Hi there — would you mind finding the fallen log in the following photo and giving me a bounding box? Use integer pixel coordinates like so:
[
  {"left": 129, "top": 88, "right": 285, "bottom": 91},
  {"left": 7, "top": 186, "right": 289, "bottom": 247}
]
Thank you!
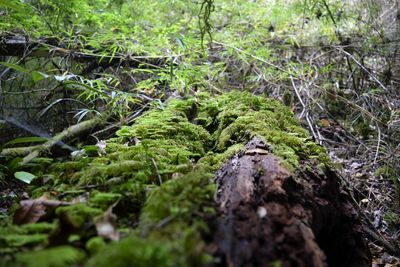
[
  {"left": 0, "top": 92, "right": 372, "bottom": 267},
  {"left": 213, "top": 137, "right": 371, "bottom": 267}
]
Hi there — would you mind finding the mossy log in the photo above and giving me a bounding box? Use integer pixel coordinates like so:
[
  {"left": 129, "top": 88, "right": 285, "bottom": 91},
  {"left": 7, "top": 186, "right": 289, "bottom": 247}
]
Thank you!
[
  {"left": 213, "top": 137, "right": 370, "bottom": 267},
  {"left": 0, "top": 92, "right": 370, "bottom": 267}
]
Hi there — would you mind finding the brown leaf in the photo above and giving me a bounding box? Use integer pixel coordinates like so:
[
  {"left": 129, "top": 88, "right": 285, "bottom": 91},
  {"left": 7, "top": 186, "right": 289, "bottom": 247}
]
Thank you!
[
  {"left": 13, "top": 196, "right": 71, "bottom": 225},
  {"left": 94, "top": 204, "right": 119, "bottom": 241}
]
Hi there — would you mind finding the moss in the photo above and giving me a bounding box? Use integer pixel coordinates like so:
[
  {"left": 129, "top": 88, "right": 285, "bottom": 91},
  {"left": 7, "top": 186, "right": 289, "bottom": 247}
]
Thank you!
[
  {"left": 197, "top": 91, "right": 328, "bottom": 169},
  {"left": 89, "top": 192, "right": 122, "bottom": 209},
  {"left": 0, "top": 223, "right": 55, "bottom": 249},
  {"left": 198, "top": 143, "right": 245, "bottom": 170},
  {"left": 139, "top": 166, "right": 215, "bottom": 224},
  {"left": 86, "top": 236, "right": 177, "bottom": 267},
  {"left": 87, "top": 228, "right": 212, "bottom": 267},
  {"left": 14, "top": 246, "right": 85, "bottom": 267},
  {"left": 1, "top": 234, "right": 48, "bottom": 247},
  {"left": 85, "top": 237, "right": 106, "bottom": 255},
  {"left": 21, "top": 222, "right": 56, "bottom": 234},
  {"left": 50, "top": 160, "right": 89, "bottom": 173},
  {"left": 56, "top": 204, "right": 102, "bottom": 228}
]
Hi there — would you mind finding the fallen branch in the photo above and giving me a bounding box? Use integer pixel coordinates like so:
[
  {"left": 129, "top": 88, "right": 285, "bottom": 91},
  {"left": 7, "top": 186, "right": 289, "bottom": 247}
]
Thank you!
[
  {"left": 1, "top": 116, "right": 107, "bottom": 163},
  {"left": 0, "top": 35, "right": 178, "bottom": 69}
]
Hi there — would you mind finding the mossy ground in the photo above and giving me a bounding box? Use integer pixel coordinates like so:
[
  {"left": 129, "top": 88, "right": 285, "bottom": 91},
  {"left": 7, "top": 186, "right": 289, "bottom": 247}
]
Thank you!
[{"left": 0, "top": 91, "right": 329, "bottom": 267}]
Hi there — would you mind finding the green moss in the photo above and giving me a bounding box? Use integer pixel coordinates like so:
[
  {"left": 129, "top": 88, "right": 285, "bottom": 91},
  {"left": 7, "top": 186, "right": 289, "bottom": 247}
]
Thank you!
[
  {"left": 1, "top": 234, "right": 48, "bottom": 247},
  {"left": 21, "top": 222, "right": 56, "bottom": 234},
  {"left": 0, "top": 223, "right": 55, "bottom": 249},
  {"left": 197, "top": 91, "right": 328, "bottom": 169},
  {"left": 14, "top": 246, "right": 85, "bottom": 267},
  {"left": 51, "top": 160, "right": 89, "bottom": 173},
  {"left": 139, "top": 166, "right": 215, "bottom": 225},
  {"left": 56, "top": 204, "right": 102, "bottom": 228},
  {"left": 89, "top": 192, "right": 122, "bottom": 209},
  {"left": 86, "top": 236, "right": 177, "bottom": 267},
  {"left": 199, "top": 143, "right": 245, "bottom": 170},
  {"left": 85, "top": 237, "right": 106, "bottom": 255}
]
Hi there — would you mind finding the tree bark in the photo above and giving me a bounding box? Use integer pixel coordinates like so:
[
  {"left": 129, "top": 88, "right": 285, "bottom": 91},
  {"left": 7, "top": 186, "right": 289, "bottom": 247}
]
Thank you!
[{"left": 212, "top": 137, "right": 371, "bottom": 267}]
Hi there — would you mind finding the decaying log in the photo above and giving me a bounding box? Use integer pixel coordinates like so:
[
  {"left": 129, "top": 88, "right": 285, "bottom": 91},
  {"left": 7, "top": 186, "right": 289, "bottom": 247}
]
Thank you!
[{"left": 213, "top": 137, "right": 370, "bottom": 267}]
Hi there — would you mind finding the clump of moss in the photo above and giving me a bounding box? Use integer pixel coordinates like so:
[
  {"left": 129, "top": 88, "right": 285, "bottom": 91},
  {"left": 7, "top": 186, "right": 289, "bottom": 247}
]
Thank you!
[
  {"left": 14, "top": 246, "right": 85, "bottom": 267},
  {"left": 197, "top": 91, "right": 328, "bottom": 169},
  {"left": 86, "top": 236, "right": 178, "bottom": 267},
  {"left": 88, "top": 167, "right": 216, "bottom": 266},
  {"left": 0, "top": 223, "right": 55, "bottom": 252},
  {"left": 56, "top": 204, "right": 102, "bottom": 228},
  {"left": 89, "top": 192, "right": 121, "bottom": 209},
  {"left": 139, "top": 166, "right": 216, "bottom": 225},
  {"left": 85, "top": 236, "right": 106, "bottom": 255}
]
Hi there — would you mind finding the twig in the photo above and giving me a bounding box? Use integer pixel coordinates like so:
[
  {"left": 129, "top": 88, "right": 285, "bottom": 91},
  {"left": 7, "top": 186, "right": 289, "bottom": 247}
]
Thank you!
[
  {"left": 374, "top": 123, "right": 381, "bottom": 165},
  {"left": 336, "top": 172, "right": 400, "bottom": 257},
  {"left": 151, "top": 158, "right": 163, "bottom": 185},
  {"left": 336, "top": 47, "right": 389, "bottom": 92},
  {"left": 290, "top": 76, "right": 321, "bottom": 144},
  {"left": 213, "top": 40, "right": 385, "bottom": 126}
]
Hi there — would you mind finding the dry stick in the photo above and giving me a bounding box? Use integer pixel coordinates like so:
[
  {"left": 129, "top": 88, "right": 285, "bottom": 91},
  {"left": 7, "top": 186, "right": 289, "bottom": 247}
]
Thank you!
[
  {"left": 151, "top": 158, "right": 163, "bottom": 185},
  {"left": 337, "top": 47, "right": 389, "bottom": 92},
  {"left": 21, "top": 116, "right": 106, "bottom": 164},
  {"left": 290, "top": 76, "right": 321, "bottom": 144},
  {"left": 91, "top": 104, "right": 148, "bottom": 138},
  {"left": 374, "top": 123, "right": 382, "bottom": 165}
]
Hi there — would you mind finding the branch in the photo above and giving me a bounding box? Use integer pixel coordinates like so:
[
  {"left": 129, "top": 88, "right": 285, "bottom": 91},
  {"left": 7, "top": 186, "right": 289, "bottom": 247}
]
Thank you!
[
  {"left": 0, "top": 116, "right": 107, "bottom": 162},
  {"left": 0, "top": 35, "right": 177, "bottom": 69}
]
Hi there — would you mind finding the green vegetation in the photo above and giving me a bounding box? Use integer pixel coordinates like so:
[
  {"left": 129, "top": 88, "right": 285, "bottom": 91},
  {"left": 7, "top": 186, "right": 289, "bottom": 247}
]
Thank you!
[{"left": 1, "top": 0, "right": 399, "bottom": 264}]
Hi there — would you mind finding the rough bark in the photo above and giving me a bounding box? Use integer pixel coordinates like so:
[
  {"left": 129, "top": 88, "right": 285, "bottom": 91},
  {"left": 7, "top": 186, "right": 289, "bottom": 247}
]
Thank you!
[{"left": 212, "top": 137, "right": 370, "bottom": 267}]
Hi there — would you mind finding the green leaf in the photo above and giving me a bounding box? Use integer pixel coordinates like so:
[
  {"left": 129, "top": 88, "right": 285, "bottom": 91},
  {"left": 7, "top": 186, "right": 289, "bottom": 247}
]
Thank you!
[
  {"left": 14, "top": 171, "right": 36, "bottom": 184},
  {"left": 0, "top": 0, "right": 26, "bottom": 12},
  {"left": 7, "top": 157, "right": 22, "bottom": 173},
  {"left": 0, "top": 62, "right": 29, "bottom": 74},
  {"left": 31, "top": 71, "right": 49, "bottom": 83},
  {"left": 5, "top": 137, "right": 48, "bottom": 147}
]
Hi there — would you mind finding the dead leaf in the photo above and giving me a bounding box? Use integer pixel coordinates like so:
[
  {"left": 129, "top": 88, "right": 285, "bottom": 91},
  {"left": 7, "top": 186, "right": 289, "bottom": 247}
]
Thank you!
[
  {"left": 320, "top": 118, "right": 331, "bottom": 127},
  {"left": 94, "top": 204, "right": 119, "bottom": 241},
  {"left": 96, "top": 140, "right": 107, "bottom": 156},
  {"left": 13, "top": 196, "right": 71, "bottom": 225}
]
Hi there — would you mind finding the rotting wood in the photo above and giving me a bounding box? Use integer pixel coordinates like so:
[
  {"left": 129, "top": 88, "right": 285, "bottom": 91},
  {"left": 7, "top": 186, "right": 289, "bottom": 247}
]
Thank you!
[{"left": 213, "top": 136, "right": 371, "bottom": 267}]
